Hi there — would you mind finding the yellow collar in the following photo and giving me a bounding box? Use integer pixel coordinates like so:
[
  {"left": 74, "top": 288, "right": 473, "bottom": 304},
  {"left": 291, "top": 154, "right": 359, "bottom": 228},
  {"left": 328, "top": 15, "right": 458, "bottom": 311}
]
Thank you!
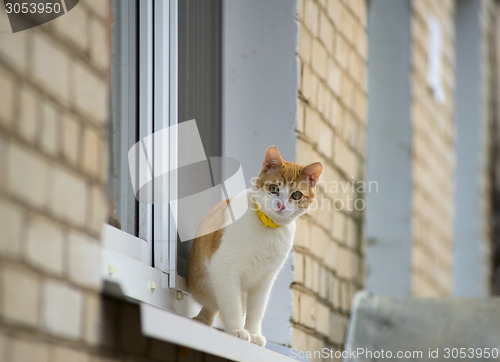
[{"left": 255, "top": 203, "right": 280, "bottom": 228}]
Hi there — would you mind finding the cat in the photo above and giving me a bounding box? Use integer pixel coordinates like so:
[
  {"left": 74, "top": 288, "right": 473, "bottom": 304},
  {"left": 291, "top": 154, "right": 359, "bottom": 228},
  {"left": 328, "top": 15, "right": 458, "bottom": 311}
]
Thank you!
[{"left": 187, "top": 146, "right": 322, "bottom": 347}]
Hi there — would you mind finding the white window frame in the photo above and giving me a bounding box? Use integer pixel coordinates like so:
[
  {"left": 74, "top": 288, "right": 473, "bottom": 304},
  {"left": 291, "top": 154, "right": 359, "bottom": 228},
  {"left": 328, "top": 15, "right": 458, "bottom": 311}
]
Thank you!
[{"left": 104, "top": 0, "right": 193, "bottom": 310}]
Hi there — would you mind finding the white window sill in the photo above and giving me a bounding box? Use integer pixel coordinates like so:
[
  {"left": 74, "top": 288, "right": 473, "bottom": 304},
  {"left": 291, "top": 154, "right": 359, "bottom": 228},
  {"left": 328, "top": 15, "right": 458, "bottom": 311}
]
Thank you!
[{"left": 141, "top": 302, "right": 298, "bottom": 362}]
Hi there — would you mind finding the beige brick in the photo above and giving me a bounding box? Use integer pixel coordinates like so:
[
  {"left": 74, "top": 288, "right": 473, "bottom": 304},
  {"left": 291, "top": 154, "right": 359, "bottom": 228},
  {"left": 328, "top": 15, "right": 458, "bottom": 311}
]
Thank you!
[
  {"left": 0, "top": 199, "right": 23, "bottom": 256},
  {"left": 334, "top": 138, "right": 359, "bottom": 178},
  {"left": 1, "top": 265, "right": 40, "bottom": 327},
  {"left": 6, "top": 144, "right": 49, "bottom": 208},
  {"left": 297, "top": 99, "right": 305, "bottom": 133},
  {"left": 85, "top": 0, "right": 110, "bottom": 19},
  {"left": 292, "top": 327, "right": 309, "bottom": 353},
  {"left": 61, "top": 113, "right": 81, "bottom": 164},
  {"left": 316, "top": 302, "right": 330, "bottom": 336},
  {"left": 40, "top": 101, "right": 60, "bottom": 156},
  {"left": 319, "top": 12, "right": 335, "bottom": 54},
  {"left": 0, "top": 31, "right": 27, "bottom": 73},
  {"left": 327, "top": 0, "right": 342, "bottom": 29},
  {"left": 299, "top": 293, "right": 316, "bottom": 329},
  {"left": 18, "top": 85, "right": 40, "bottom": 143},
  {"left": 301, "top": 65, "right": 318, "bottom": 105},
  {"left": 341, "top": 74, "right": 355, "bottom": 110},
  {"left": 294, "top": 214, "right": 311, "bottom": 249},
  {"left": 32, "top": 33, "right": 70, "bottom": 105},
  {"left": 346, "top": 217, "right": 359, "bottom": 249},
  {"left": 53, "top": 2, "right": 88, "bottom": 51},
  {"left": 68, "top": 232, "right": 101, "bottom": 289},
  {"left": 332, "top": 210, "right": 346, "bottom": 242},
  {"left": 52, "top": 346, "right": 89, "bottom": 362},
  {"left": 0, "top": 66, "right": 15, "bottom": 126},
  {"left": 330, "top": 312, "right": 348, "bottom": 345},
  {"left": 336, "top": 246, "right": 354, "bottom": 280},
  {"left": 319, "top": 267, "right": 329, "bottom": 299},
  {"left": 294, "top": 252, "right": 305, "bottom": 283},
  {"left": 298, "top": 26, "right": 312, "bottom": 64},
  {"left": 324, "top": 240, "right": 338, "bottom": 271},
  {"left": 89, "top": 184, "right": 105, "bottom": 234},
  {"left": 49, "top": 166, "right": 87, "bottom": 225},
  {"left": 90, "top": 16, "right": 110, "bottom": 70},
  {"left": 327, "top": 57, "right": 342, "bottom": 95},
  {"left": 304, "top": 0, "right": 319, "bottom": 36},
  {"left": 82, "top": 127, "right": 101, "bottom": 177},
  {"left": 305, "top": 108, "right": 333, "bottom": 157},
  {"left": 334, "top": 35, "right": 349, "bottom": 70},
  {"left": 311, "top": 39, "right": 328, "bottom": 78},
  {"left": 11, "top": 338, "right": 50, "bottom": 362},
  {"left": 84, "top": 292, "right": 102, "bottom": 346},
  {"left": 304, "top": 255, "right": 314, "bottom": 290},
  {"left": 292, "top": 291, "right": 301, "bottom": 322},
  {"left": 73, "top": 61, "right": 108, "bottom": 124},
  {"left": 42, "top": 280, "right": 83, "bottom": 339},
  {"left": 25, "top": 215, "right": 64, "bottom": 275}
]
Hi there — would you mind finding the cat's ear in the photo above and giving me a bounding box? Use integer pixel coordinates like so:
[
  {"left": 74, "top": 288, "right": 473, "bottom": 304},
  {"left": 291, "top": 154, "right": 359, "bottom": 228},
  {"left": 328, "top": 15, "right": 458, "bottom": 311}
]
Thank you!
[
  {"left": 301, "top": 162, "right": 322, "bottom": 186},
  {"left": 262, "top": 146, "right": 284, "bottom": 171}
]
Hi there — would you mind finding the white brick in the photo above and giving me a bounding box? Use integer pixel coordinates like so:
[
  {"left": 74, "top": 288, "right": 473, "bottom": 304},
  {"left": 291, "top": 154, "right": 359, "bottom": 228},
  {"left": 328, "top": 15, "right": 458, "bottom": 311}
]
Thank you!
[
  {"left": 18, "top": 85, "right": 39, "bottom": 143},
  {"left": 299, "top": 293, "right": 316, "bottom": 329},
  {"left": 25, "top": 216, "right": 64, "bottom": 275},
  {"left": 6, "top": 144, "right": 49, "bottom": 208},
  {"left": 0, "top": 199, "right": 23, "bottom": 256},
  {"left": 73, "top": 62, "right": 108, "bottom": 124},
  {"left": 89, "top": 185, "right": 105, "bottom": 234},
  {"left": 1, "top": 266, "right": 40, "bottom": 327},
  {"left": 53, "top": 2, "right": 88, "bottom": 50},
  {"left": 68, "top": 232, "right": 101, "bottom": 289},
  {"left": 90, "top": 16, "right": 110, "bottom": 69},
  {"left": 0, "top": 66, "right": 15, "bottom": 126},
  {"left": 85, "top": 0, "right": 110, "bottom": 19},
  {"left": 82, "top": 127, "right": 100, "bottom": 177},
  {"left": 0, "top": 31, "right": 27, "bottom": 73},
  {"left": 61, "top": 113, "right": 81, "bottom": 164},
  {"left": 40, "top": 101, "right": 60, "bottom": 156},
  {"left": 11, "top": 339, "right": 49, "bottom": 362},
  {"left": 42, "top": 281, "right": 83, "bottom": 339},
  {"left": 84, "top": 293, "right": 102, "bottom": 345},
  {"left": 49, "top": 166, "right": 87, "bottom": 225},
  {"left": 52, "top": 346, "right": 89, "bottom": 362},
  {"left": 304, "top": 0, "right": 319, "bottom": 36},
  {"left": 316, "top": 302, "right": 330, "bottom": 336},
  {"left": 32, "top": 33, "right": 70, "bottom": 105}
]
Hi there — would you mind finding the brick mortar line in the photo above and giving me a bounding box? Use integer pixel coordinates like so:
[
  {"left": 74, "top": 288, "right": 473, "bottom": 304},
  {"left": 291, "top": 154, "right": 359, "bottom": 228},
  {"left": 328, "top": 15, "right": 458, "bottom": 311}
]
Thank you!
[
  {"left": 38, "top": 22, "right": 109, "bottom": 79},
  {"left": 297, "top": 59, "right": 368, "bottom": 128},
  {"left": 0, "top": 258, "right": 101, "bottom": 305},
  {"left": 0, "top": 190, "right": 102, "bottom": 242},
  {"left": 296, "top": 132, "right": 367, "bottom": 185},
  {"left": 0, "top": 58, "right": 110, "bottom": 133},
  {"left": 291, "top": 282, "right": 354, "bottom": 318},
  {"left": 293, "top": 246, "right": 364, "bottom": 285},
  {"left": 291, "top": 320, "right": 345, "bottom": 350},
  {"left": 297, "top": 6, "right": 368, "bottom": 64},
  {"left": 0, "top": 123, "right": 108, "bottom": 186}
]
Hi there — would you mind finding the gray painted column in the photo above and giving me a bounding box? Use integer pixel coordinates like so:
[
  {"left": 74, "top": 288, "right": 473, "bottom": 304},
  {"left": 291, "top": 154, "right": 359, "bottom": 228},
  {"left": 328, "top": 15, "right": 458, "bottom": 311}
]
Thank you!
[
  {"left": 222, "top": 0, "right": 298, "bottom": 346},
  {"left": 453, "top": 0, "right": 484, "bottom": 296},
  {"left": 365, "top": 0, "right": 413, "bottom": 296}
]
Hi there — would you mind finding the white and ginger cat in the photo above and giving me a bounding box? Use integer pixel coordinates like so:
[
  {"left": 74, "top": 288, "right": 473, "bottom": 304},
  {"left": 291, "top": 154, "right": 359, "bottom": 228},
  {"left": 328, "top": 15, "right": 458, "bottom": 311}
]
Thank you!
[{"left": 187, "top": 146, "right": 322, "bottom": 347}]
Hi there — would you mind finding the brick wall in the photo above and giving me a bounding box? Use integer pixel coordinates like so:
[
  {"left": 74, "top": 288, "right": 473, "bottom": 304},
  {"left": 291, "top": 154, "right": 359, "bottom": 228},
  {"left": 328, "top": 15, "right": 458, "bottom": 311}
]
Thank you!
[
  {"left": 410, "top": 0, "right": 456, "bottom": 296},
  {"left": 293, "top": 0, "right": 367, "bottom": 355},
  {"left": 0, "top": 0, "right": 111, "bottom": 359}
]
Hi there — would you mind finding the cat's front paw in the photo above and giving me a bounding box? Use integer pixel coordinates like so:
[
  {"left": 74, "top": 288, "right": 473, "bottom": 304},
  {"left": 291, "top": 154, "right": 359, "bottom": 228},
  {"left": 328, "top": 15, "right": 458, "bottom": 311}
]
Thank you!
[
  {"left": 229, "top": 328, "right": 251, "bottom": 342},
  {"left": 250, "top": 333, "right": 266, "bottom": 347}
]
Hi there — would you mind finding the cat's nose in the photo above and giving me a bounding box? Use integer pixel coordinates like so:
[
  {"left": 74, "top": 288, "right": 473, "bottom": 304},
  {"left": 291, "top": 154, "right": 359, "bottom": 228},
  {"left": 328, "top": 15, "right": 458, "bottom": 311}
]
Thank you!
[{"left": 277, "top": 201, "right": 286, "bottom": 211}]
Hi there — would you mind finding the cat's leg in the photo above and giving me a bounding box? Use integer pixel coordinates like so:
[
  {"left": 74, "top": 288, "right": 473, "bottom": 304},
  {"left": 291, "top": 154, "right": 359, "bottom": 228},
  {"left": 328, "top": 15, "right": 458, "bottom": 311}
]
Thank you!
[
  {"left": 193, "top": 307, "right": 217, "bottom": 326},
  {"left": 211, "top": 275, "right": 250, "bottom": 341},
  {"left": 244, "top": 277, "right": 275, "bottom": 347}
]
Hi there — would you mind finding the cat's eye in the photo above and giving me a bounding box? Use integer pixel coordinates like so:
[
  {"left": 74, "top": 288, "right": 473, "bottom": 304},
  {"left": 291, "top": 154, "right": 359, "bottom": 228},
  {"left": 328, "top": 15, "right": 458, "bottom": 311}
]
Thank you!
[
  {"left": 268, "top": 184, "right": 279, "bottom": 194},
  {"left": 291, "top": 191, "right": 303, "bottom": 200}
]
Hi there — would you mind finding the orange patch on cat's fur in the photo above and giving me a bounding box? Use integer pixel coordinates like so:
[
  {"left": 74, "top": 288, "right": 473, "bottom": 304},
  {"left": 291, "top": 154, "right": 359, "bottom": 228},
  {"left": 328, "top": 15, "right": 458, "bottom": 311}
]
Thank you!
[{"left": 186, "top": 199, "right": 229, "bottom": 296}]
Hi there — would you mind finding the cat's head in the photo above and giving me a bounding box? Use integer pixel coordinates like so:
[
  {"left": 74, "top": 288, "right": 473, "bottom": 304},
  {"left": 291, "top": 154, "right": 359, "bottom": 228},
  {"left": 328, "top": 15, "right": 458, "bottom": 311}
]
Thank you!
[{"left": 252, "top": 146, "right": 322, "bottom": 226}]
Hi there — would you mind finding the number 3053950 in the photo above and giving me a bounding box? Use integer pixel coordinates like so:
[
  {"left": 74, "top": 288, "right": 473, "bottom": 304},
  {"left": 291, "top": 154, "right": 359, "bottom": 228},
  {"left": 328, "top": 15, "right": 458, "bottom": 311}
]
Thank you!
[{"left": 5, "top": 2, "right": 62, "bottom": 14}]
